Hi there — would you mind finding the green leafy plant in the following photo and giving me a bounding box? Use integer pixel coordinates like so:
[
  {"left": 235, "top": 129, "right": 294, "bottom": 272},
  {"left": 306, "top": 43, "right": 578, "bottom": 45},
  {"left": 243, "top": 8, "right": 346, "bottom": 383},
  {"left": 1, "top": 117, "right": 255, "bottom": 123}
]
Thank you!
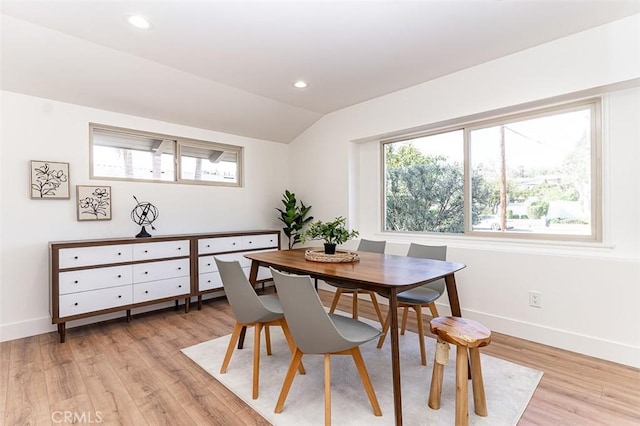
[
  {"left": 276, "top": 190, "right": 313, "bottom": 249},
  {"left": 302, "top": 216, "right": 359, "bottom": 246}
]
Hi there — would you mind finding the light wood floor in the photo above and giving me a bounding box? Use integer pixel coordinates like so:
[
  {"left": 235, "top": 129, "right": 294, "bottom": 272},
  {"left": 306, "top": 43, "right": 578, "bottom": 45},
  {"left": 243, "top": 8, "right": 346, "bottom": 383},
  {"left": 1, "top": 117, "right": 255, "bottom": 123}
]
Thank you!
[{"left": 2, "top": 289, "right": 639, "bottom": 425}]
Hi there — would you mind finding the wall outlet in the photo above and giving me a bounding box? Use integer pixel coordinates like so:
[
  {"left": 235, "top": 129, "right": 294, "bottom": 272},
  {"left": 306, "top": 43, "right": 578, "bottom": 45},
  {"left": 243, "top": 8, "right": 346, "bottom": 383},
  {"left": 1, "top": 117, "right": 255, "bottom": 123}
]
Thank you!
[{"left": 529, "top": 291, "right": 542, "bottom": 308}]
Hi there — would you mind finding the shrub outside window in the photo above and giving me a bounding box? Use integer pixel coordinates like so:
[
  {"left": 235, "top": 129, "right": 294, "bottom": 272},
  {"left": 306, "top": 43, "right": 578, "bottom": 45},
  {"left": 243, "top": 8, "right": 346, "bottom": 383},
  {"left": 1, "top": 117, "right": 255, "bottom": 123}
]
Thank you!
[{"left": 382, "top": 99, "right": 601, "bottom": 242}]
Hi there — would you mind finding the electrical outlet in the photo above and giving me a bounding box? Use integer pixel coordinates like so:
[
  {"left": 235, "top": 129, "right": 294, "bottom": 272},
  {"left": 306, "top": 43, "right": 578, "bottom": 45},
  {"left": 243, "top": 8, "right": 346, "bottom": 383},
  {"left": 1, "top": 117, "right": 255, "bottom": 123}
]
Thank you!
[{"left": 529, "top": 291, "right": 542, "bottom": 308}]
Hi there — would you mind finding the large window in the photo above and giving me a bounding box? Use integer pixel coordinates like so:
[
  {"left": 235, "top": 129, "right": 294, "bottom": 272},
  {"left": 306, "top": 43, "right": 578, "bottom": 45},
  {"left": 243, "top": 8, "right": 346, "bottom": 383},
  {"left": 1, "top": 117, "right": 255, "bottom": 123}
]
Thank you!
[
  {"left": 90, "top": 124, "right": 243, "bottom": 187},
  {"left": 383, "top": 99, "right": 601, "bottom": 241}
]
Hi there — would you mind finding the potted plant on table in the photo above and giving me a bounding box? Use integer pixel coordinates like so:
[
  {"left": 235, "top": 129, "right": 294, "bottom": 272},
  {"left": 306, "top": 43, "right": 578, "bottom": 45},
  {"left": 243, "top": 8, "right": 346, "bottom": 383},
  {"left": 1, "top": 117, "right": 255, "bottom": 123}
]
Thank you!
[{"left": 302, "top": 216, "right": 359, "bottom": 254}]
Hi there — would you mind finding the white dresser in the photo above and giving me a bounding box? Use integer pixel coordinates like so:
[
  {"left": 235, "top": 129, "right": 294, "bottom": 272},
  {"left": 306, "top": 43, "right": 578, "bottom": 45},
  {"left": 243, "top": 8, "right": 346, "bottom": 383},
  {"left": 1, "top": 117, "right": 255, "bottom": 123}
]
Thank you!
[
  {"left": 196, "top": 233, "right": 279, "bottom": 308},
  {"left": 50, "top": 230, "right": 280, "bottom": 342}
]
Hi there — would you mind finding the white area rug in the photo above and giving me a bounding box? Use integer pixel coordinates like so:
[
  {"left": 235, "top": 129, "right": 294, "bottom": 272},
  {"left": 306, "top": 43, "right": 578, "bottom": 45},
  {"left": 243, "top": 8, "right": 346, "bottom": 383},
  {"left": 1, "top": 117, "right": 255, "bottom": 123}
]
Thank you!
[{"left": 182, "top": 317, "right": 542, "bottom": 426}]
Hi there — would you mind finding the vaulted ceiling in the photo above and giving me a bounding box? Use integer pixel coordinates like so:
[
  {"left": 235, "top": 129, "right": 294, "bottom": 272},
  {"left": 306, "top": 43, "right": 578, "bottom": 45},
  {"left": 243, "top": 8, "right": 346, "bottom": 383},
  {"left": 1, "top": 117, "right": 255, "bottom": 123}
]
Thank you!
[{"left": 2, "top": 1, "right": 639, "bottom": 143}]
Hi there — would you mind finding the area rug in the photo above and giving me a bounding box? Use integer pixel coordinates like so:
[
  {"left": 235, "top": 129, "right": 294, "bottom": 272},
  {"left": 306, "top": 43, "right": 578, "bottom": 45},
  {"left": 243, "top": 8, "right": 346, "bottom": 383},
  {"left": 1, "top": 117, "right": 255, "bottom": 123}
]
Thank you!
[{"left": 182, "top": 317, "right": 542, "bottom": 426}]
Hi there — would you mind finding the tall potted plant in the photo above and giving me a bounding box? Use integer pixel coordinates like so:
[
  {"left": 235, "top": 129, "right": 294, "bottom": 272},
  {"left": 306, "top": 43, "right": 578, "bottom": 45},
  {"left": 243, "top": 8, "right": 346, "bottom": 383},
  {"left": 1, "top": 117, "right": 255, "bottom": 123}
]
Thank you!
[
  {"left": 276, "top": 190, "right": 313, "bottom": 249},
  {"left": 303, "top": 216, "right": 359, "bottom": 254}
]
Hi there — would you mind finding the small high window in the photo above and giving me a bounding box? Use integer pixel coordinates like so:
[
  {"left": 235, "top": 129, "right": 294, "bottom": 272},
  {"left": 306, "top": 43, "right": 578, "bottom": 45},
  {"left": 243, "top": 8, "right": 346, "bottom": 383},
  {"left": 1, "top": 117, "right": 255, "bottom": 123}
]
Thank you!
[{"left": 90, "top": 124, "right": 243, "bottom": 187}]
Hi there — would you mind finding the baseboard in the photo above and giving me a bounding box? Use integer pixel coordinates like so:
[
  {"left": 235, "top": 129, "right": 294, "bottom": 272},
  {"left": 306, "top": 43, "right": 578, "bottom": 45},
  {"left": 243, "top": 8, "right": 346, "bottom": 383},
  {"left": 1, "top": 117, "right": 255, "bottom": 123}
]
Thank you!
[
  {"left": 0, "top": 299, "right": 193, "bottom": 343},
  {"left": 319, "top": 281, "right": 640, "bottom": 368},
  {"left": 0, "top": 316, "right": 56, "bottom": 342}
]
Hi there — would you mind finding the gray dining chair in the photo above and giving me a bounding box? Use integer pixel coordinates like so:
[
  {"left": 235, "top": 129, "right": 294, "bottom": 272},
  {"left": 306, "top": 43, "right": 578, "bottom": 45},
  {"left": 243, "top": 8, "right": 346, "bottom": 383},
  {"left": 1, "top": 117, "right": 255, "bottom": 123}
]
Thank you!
[
  {"left": 327, "top": 239, "right": 386, "bottom": 326},
  {"left": 270, "top": 268, "right": 382, "bottom": 425},
  {"left": 377, "top": 243, "right": 447, "bottom": 366},
  {"left": 216, "top": 258, "right": 304, "bottom": 399}
]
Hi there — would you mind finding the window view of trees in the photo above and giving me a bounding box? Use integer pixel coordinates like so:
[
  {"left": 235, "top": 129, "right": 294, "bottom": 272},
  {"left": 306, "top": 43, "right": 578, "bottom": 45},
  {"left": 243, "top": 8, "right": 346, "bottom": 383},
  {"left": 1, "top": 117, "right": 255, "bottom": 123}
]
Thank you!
[{"left": 383, "top": 101, "right": 599, "bottom": 241}]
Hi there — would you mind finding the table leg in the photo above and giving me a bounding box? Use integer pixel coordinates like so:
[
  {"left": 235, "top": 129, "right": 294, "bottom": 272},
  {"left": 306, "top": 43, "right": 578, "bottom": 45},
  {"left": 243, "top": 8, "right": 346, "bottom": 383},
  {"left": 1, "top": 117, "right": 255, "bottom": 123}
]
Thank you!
[
  {"left": 239, "top": 260, "right": 261, "bottom": 349},
  {"left": 445, "top": 274, "right": 462, "bottom": 317},
  {"left": 445, "top": 273, "right": 471, "bottom": 378},
  {"left": 389, "top": 288, "right": 403, "bottom": 426}
]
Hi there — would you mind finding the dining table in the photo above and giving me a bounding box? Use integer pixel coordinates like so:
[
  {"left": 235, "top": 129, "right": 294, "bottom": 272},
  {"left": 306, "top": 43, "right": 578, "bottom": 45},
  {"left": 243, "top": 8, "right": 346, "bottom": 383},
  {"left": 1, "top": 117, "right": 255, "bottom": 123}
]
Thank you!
[{"left": 245, "top": 247, "right": 466, "bottom": 426}]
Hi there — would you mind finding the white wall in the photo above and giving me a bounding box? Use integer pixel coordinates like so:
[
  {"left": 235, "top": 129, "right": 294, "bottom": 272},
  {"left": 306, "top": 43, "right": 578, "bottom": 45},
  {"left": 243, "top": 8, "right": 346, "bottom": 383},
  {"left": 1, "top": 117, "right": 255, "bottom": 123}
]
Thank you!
[
  {"left": 0, "top": 91, "right": 290, "bottom": 340},
  {"left": 290, "top": 15, "right": 640, "bottom": 367}
]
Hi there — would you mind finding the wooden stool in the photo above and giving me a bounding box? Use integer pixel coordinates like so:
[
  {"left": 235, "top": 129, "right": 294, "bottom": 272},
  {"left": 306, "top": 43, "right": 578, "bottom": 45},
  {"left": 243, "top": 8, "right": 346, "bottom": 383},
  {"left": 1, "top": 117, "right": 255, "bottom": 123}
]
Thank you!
[{"left": 428, "top": 316, "right": 491, "bottom": 426}]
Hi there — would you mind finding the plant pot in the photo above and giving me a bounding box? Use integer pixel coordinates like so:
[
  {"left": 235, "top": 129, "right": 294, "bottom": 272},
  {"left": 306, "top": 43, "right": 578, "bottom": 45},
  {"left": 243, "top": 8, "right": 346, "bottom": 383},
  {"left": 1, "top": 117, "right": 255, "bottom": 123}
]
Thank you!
[{"left": 324, "top": 243, "right": 337, "bottom": 255}]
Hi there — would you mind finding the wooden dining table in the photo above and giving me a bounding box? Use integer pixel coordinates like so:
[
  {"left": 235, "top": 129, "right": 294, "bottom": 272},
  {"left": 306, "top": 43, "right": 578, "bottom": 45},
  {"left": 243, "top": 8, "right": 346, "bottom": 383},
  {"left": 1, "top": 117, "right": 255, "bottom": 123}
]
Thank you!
[{"left": 245, "top": 248, "right": 466, "bottom": 426}]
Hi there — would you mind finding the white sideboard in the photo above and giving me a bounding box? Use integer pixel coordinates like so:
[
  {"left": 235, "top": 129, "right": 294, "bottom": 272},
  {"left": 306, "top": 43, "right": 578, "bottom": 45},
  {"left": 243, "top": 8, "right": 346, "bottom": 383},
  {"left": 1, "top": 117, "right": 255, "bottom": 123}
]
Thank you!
[{"left": 50, "top": 230, "right": 280, "bottom": 342}]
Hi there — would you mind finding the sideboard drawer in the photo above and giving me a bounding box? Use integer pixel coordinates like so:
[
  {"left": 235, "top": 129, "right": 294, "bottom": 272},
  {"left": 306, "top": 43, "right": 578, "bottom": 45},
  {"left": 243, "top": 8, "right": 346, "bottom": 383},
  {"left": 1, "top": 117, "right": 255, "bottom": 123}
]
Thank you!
[
  {"left": 133, "top": 258, "right": 190, "bottom": 283},
  {"left": 59, "top": 244, "right": 132, "bottom": 269},
  {"left": 241, "top": 234, "right": 278, "bottom": 250},
  {"left": 133, "top": 277, "right": 190, "bottom": 303},
  {"left": 198, "top": 255, "right": 218, "bottom": 274},
  {"left": 59, "top": 285, "right": 132, "bottom": 318},
  {"left": 198, "top": 236, "right": 242, "bottom": 254},
  {"left": 199, "top": 272, "right": 223, "bottom": 291},
  {"left": 133, "top": 240, "right": 189, "bottom": 261},
  {"left": 59, "top": 265, "right": 132, "bottom": 295}
]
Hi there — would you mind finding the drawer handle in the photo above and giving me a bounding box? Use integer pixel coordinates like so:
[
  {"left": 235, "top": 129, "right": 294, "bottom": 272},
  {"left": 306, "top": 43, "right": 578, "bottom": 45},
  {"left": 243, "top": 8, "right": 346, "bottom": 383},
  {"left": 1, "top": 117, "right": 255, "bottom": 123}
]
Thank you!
[
  {"left": 207, "top": 263, "right": 211, "bottom": 266},
  {"left": 249, "top": 241, "right": 253, "bottom": 244},
  {"left": 74, "top": 256, "right": 78, "bottom": 259},
  {"left": 117, "top": 275, "right": 122, "bottom": 278},
  {"left": 118, "top": 252, "right": 122, "bottom": 256},
  {"left": 144, "top": 271, "right": 149, "bottom": 275},
  {"left": 118, "top": 295, "right": 122, "bottom": 298},
  {"left": 74, "top": 302, "right": 78, "bottom": 306},
  {"left": 178, "top": 285, "right": 182, "bottom": 288},
  {"left": 145, "top": 290, "right": 149, "bottom": 294},
  {"left": 144, "top": 250, "right": 148, "bottom": 253},
  {"left": 207, "top": 280, "right": 211, "bottom": 283},
  {"left": 207, "top": 244, "right": 210, "bottom": 248},
  {"left": 178, "top": 267, "right": 182, "bottom": 270},
  {"left": 178, "top": 247, "right": 182, "bottom": 250},
  {"left": 74, "top": 280, "right": 78, "bottom": 284},
  {"left": 232, "top": 242, "right": 236, "bottom": 245}
]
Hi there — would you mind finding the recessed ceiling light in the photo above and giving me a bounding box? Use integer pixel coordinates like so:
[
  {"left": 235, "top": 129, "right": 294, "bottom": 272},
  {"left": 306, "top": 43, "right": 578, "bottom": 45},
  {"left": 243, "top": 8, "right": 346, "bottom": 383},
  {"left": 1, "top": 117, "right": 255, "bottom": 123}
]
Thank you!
[
  {"left": 293, "top": 80, "right": 308, "bottom": 89},
  {"left": 128, "top": 15, "right": 151, "bottom": 30}
]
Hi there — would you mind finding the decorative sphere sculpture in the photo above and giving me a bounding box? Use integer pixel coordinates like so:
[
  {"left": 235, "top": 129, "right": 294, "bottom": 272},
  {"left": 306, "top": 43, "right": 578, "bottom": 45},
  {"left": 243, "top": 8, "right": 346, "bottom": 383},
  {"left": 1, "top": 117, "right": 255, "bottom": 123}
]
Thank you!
[{"left": 131, "top": 195, "right": 159, "bottom": 238}]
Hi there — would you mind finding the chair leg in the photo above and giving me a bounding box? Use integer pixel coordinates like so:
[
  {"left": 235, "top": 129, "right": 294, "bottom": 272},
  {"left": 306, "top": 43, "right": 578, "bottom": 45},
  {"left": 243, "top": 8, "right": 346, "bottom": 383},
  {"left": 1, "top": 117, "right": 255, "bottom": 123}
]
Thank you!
[
  {"left": 428, "top": 302, "right": 439, "bottom": 318},
  {"left": 265, "top": 325, "right": 272, "bottom": 355},
  {"left": 329, "top": 289, "right": 343, "bottom": 314},
  {"left": 252, "top": 323, "right": 262, "bottom": 399},
  {"left": 275, "top": 348, "right": 304, "bottom": 413},
  {"left": 401, "top": 306, "right": 409, "bottom": 335},
  {"left": 350, "top": 347, "right": 382, "bottom": 416},
  {"left": 376, "top": 311, "right": 391, "bottom": 348},
  {"left": 367, "top": 291, "right": 385, "bottom": 326},
  {"left": 220, "top": 322, "right": 243, "bottom": 373},
  {"left": 279, "top": 319, "right": 306, "bottom": 375},
  {"left": 469, "top": 348, "right": 487, "bottom": 416},
  {"left": 455, "top": 345, "right": 469, "bottom": 426},
  {"left": 352, "top": 290, "right": 359, "bottom": 319},
  {"left": 324, "top": 353, "right": 332, "bottom": 426},
  {"left": 415, "top": 305, "right": 427, "bottom": 366}
]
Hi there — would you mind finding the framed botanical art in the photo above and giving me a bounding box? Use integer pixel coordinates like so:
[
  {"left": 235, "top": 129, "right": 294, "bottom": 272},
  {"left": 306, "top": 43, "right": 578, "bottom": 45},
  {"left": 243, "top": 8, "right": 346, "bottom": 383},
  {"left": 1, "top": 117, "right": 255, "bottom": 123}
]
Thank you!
[
  {"left": 77, "top": 185, "right": 112, "bottom": 221},
  {"left": 30, "top": 160, "right": 70, "bottom": 199}
]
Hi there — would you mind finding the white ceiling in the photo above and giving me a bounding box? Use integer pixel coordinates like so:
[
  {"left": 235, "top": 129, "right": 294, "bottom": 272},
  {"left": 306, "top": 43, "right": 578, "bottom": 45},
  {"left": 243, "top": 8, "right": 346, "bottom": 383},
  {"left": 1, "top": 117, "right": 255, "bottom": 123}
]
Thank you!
[{"left": 2, "top": 1, "right": 639, "bottom": 143}]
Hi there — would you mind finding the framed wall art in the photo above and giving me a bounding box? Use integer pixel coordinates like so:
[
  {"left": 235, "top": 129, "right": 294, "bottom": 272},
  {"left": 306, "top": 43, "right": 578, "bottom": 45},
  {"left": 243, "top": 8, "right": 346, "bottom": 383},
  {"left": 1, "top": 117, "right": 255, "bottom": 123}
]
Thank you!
[
  {"left": 30, "top": 160, "right": 70, "bottom": 199},
  {"left": 77, "top": 185, "right": 112, "bottom": 221}
]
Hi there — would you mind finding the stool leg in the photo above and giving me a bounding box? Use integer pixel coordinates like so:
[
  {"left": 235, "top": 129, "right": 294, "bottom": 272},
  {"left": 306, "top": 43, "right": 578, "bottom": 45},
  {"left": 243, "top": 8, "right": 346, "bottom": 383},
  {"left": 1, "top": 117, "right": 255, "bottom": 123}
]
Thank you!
[
  {"left": 469, "top": 348, "right": 487, "bottom": 416},
  {"left": 455, "top": 346, "right": 469, "bottom": 426},
  {"left": 428, "top": 347, "right": 445, "bottom": 409}
]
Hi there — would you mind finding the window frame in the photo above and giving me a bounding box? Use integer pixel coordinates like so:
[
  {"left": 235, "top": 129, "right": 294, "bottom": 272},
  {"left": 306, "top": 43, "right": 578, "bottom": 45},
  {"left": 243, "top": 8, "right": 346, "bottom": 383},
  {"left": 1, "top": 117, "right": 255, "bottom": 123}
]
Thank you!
[
  {"left": 89, "top": 123, "right": 244, "bottom": 187},
  {"left": 381, "top": 98, "right": 602, "bottom": 242}
]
